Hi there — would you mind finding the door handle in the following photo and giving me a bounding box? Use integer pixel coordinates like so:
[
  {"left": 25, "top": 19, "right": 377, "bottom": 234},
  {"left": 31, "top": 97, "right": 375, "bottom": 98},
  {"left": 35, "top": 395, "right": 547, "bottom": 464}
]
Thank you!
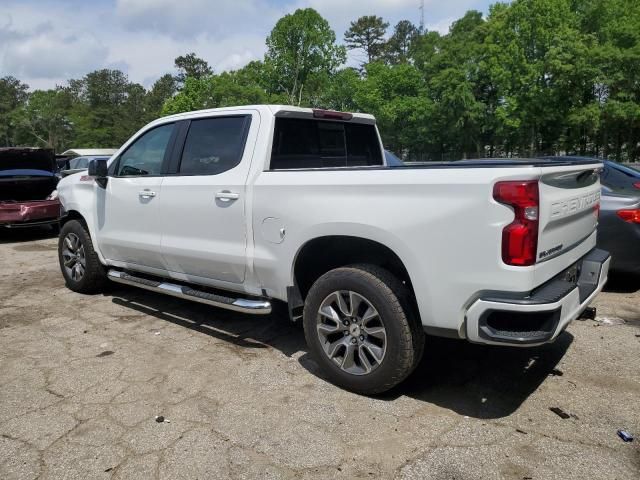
[
  {"left": 215, "top": 191, "right": 240, "bottom": 201},
  {"left": 138, "top": 190, "right": 156, "bottom": 198}
]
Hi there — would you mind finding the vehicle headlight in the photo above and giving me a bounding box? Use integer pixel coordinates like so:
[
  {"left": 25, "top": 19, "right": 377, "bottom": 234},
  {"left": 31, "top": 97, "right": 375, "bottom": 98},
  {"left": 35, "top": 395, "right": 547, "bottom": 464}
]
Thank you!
[{"left": 47, "top": 190, "right": 59, "bottom": 200}]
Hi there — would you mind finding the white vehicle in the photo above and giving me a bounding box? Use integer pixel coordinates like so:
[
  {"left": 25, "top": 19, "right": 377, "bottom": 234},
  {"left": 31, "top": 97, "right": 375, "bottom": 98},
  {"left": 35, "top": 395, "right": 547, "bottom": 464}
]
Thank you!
[{"left": 56, "top": 105, "right": 610, "bottom": 394}]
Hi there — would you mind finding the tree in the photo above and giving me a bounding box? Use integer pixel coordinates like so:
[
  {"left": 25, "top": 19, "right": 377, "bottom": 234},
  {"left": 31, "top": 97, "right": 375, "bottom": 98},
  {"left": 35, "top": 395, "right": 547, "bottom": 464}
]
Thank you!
[
  {"left": 145, "top": 74, "right": 177, "bottom": 121},
  {"left": 67, "top": 69, "right": 146, "bottom": 147},
  {"left": 354, "top": 63, "right": 432, "bottom": 157},
  {"left": 162, "top": 64, "right": 283, "bottom": 116},
  {"left": 344, "top": 15, "right": 389, "bottom": 65},
  {"left": 17, "top": 88, "right": 74, "bottom": 151},
  {"left": 385, "top": 20, "right": 419, "bottom": 64},
  {"left": 174, "top": 53, "right": 213, "bottom": 85},
  {"left": 265, "top": 8, "right": 345, "bottom": 105},
  {"left": 0, "top": 76, "right": 29, "bottom": 146}
]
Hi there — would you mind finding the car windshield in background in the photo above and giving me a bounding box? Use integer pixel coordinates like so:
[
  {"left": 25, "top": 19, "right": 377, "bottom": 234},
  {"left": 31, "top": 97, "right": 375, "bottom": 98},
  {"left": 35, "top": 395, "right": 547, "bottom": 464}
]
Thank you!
[
  {"left": 384, "top": 150, "right": 404, "bottom": 166},
  {"left": 69, "top": 156, "right": 109, "bottom": 170}
]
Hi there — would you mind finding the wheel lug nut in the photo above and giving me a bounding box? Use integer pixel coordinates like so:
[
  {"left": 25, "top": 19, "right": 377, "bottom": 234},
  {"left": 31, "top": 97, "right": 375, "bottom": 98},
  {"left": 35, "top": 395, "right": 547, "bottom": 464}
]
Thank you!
[
  {"left": 359, "top": 335, "right": 364, "bottom": 341},
  {"left": 351, "top": 338, "right": 357, "bottom": 344},
  {"left": 343, "top": 320, "right": 349, "bottom": 326}
]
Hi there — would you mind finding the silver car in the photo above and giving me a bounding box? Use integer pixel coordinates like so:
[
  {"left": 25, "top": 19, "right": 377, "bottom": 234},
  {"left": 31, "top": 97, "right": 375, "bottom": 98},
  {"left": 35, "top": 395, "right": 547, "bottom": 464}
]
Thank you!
[{"left": 597, "top": 186, "right": 640, "bottom": 274}]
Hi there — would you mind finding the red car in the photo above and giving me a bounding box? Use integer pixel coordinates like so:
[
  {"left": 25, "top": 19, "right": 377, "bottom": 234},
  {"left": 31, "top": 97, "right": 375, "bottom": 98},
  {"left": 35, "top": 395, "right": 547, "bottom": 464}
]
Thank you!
[{"left": 0, "top": 148, "right": 60, "bottom": 229}]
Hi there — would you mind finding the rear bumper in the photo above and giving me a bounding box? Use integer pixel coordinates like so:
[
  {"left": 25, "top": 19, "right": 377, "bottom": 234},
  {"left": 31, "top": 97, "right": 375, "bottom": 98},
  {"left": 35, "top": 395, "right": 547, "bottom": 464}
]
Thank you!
[
  {"left": 0, "top": 200, "right": 60, "bottom": 228},
  {"left": 465, "top": 248, "right": 610, "bottom": 347}
]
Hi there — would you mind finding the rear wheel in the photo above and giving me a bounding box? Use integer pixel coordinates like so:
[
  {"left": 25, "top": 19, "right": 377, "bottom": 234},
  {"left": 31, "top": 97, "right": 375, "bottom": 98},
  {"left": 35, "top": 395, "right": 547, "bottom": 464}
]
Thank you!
[
  {"left": 303, "top": 264, "right": 424, "bottom": 394},
  {"left": 58, "top": 219, "right": 107, "bottom": 293}
]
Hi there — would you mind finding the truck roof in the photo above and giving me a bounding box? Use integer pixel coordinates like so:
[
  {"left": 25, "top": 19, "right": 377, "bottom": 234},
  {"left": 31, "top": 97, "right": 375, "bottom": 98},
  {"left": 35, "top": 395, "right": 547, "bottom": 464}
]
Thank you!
[{"left": 156, "top": 105, "right": 376, "bottom": 125}]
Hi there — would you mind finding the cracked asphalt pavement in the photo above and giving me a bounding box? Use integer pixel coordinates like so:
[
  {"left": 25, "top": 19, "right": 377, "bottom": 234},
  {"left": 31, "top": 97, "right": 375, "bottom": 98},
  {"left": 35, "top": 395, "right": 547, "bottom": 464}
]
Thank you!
[{"left": 1, "top": 229, "right": 639, "bottom": 479}]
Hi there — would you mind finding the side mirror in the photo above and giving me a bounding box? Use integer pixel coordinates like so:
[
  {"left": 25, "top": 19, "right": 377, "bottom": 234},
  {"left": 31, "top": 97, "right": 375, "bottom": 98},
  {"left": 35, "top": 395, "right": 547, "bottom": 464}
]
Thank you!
[{"left": 88, "top": 159, "right": 108, "bottom": 188}]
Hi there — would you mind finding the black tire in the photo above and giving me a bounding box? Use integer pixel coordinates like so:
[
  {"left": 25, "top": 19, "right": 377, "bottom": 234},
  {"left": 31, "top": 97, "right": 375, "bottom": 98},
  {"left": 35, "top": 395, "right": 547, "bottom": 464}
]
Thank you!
[
  {"left": 303, "top": 264, "right": 424, "bottom": 395},
  {"left": 58, "top": 219, "right": 107, "bottom": 294}
]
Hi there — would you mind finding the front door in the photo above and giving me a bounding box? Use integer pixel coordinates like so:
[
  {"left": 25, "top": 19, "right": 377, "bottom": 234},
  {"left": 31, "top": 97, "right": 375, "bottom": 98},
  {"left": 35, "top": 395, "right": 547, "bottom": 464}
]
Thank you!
[
  {"left": 158, "top": 114, "right": 256, "bottom": 284},
  {"left": 97, "top": 122, "right": 175, "bottom": 271}
]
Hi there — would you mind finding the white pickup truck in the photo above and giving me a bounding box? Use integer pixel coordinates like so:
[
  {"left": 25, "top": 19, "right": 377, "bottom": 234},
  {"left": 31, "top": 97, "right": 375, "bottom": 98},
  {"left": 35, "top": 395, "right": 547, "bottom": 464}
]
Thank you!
[{"left": 56, "top": 105, "right": 610, "bottom": 394}]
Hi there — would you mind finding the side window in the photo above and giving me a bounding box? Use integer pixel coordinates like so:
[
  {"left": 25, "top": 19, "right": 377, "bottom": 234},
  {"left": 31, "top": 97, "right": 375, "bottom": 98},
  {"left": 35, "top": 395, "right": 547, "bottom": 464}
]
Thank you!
[
  {"left": 270, "top": 118, "right": 383, "bottom": 169},
  {"left": 178, "top": 116, "right": 249, "bottom": 175},
  {"left": 116, "top": 123, "right": 174, "bottom": 176}
]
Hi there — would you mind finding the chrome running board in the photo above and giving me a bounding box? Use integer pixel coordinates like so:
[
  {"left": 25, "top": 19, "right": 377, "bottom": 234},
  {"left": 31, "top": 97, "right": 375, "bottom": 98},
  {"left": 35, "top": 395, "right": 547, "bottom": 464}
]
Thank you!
[{"left": 107, "top": 269, "right": 272, "bottom": 315}]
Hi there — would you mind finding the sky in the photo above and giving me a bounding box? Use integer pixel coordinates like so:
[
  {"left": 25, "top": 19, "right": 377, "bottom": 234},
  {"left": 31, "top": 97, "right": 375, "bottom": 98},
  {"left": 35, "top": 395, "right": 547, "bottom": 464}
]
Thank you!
[{"left": 0, "top": 0, "right": 497, "bottom": 90}]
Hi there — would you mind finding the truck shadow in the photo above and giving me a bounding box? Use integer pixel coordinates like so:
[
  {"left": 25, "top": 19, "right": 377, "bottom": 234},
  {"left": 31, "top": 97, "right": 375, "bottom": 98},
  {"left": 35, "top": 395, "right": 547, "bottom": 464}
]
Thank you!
[
  {"left": 390, "top": 333, "right": 573, "bottom": 418},
  {"left": 603, "top": 272, "right": 640, "bottom": 294},
  {"left": 108, "top": 287, "right": 572, "bottom": 420},
  {"left": 108, "top": 287, "right": 305, "bottom": 356}
]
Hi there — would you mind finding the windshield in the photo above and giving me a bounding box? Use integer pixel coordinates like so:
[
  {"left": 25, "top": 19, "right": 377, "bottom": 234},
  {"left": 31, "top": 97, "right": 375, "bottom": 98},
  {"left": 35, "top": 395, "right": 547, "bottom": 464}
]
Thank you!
[{"left": 384, "top": 150, "right": 404, "bottom": 166}]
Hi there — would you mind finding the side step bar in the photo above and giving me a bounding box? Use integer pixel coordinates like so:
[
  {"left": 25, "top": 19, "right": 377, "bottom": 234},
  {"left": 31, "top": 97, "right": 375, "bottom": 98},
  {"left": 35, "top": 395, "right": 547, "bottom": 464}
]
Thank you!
[{"left": 107, "top": 270, "right": 272, "bottom": 315}]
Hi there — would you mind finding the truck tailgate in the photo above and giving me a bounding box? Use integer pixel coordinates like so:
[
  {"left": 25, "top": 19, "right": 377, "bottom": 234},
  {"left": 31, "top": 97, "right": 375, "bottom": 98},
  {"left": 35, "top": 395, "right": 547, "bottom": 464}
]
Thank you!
[{"left": 537, "top": 164, "right": 601, "bottom": 263}]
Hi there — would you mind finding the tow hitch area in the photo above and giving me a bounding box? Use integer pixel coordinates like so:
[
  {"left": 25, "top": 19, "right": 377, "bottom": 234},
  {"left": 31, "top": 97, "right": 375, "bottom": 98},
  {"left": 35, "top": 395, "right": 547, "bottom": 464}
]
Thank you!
[{"left": 578, "top": 306, "right": 597, "bottom": 320}]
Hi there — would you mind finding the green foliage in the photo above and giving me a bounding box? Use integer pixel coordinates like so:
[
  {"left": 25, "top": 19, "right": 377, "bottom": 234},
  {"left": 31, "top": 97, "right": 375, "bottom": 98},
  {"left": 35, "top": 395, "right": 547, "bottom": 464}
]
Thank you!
[
  {"left": 174, "top": 53, "right": 213, "bottom": 85},
  {"left": 16, "top": 88, "right": 74, "bottom": 152},
  {"left": 162, "top": 62, "right": 285, "bottom": 115},
  {"left": 385, "top": 21, "right": 419, "bottom": 65},
  {"left": 0, "top": 76, "right": 29, "bottom": 146},
  {"left": 5, "top": 0, "right": 640, "bottom": 160},
  {"left": 344, "top": 16, "right": 389, "bottom": 65},
  {"left": 265, "top": 8, "right": 346, "bottom": 105}
]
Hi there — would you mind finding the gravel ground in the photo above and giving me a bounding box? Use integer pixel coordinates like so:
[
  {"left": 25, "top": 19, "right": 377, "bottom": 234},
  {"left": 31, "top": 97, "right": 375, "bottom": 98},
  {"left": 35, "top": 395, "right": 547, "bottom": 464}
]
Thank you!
[{"left": 0, "top": 228, "right": 639, "bottom": 480}]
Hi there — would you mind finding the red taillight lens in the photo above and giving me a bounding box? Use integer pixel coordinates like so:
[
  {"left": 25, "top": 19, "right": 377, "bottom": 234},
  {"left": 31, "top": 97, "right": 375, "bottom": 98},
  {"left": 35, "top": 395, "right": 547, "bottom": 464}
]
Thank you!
[
  {"left": 633, "top": 182, "right": 640, "bottom": 190},
  {"left": 493, "top": 180, "right": 540, "bottom": 266},
  {"left": 617, "top": 209, "right": 640, "bottom": 223}
]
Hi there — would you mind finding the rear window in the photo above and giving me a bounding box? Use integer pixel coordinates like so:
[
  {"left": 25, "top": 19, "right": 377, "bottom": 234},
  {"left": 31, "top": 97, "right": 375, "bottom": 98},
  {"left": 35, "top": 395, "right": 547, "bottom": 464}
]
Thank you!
[
  {"left": 179, "top": 116, "right": 249, "bottom": 175},
  {"left": 270, "top": 118, "right": 382, "bottom": 169}
]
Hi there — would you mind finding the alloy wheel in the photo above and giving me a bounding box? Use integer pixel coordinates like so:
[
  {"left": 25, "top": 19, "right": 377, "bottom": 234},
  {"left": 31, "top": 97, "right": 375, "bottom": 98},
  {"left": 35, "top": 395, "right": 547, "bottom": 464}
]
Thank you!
[
  {"left": 316, "top": 290, "right": 387, "bottom": 375},
  {"left": 61, "top": 232, "right": 86, "bottom": 281}
]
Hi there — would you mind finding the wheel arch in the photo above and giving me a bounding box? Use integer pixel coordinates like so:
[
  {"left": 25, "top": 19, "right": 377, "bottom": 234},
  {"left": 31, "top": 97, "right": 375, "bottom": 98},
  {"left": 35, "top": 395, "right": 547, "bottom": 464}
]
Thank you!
[
  {"left": 291, "top": 235, "right": 420, "bottom": 322},
  {"left": 60, "top": 209, "right": 86, "bottom": 227}
]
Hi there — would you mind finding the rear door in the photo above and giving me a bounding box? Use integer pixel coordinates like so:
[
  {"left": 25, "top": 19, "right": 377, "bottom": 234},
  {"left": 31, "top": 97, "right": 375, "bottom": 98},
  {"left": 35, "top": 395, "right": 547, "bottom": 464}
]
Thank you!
[
  {"left": 158, "top": 113, "right": 256, "bottom": 284},
  {"left": 97, "top": 122, "right": 175, "bottom": 270}
]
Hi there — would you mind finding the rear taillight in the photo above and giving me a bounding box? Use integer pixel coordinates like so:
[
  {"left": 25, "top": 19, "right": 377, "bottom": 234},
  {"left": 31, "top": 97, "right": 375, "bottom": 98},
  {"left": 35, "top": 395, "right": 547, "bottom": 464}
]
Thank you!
[
  {"left": 617, "top": 209, "right": 640, "bottom": 223},
  {"left": 633, "top": 182, "right": 640, "bottom": 190},
  {"left": 493, "top": 180, "right": 540, "bottom": 266}
]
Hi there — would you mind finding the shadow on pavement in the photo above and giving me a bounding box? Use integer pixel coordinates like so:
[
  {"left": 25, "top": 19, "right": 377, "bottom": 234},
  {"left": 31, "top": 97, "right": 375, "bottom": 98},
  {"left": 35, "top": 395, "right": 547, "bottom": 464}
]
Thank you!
[
  {"left": 603, "top": 272, "right": 640, "bottom": 294},
  {"left": 109, "top": 286, "right": 306, "bottom": 357},
  {"left": 109, "top": 286, "right": 572, "bottom": 419},
  {"left": 394, "top": 332, "right": 573, "bottom": 418},
  {"left": 0, "top": 225, "right": 58, "bottom": 244}
]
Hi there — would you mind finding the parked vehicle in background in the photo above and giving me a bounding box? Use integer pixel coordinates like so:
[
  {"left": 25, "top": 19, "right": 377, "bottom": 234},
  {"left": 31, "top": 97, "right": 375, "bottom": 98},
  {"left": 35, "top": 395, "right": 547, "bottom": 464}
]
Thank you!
[
  {"left": 597, "top": 186, "right": 640, "bottom": 275},
  {"left": 601, "top": 160, "right": 640, "bottom": 192},
  {"left": 0, "top": 148, "right": 60, "bottom": 229},
  {"left": 384, "top": 150, "right": 403, "bottom": 166},
  {"left": 60, "top": 156, "right": 111, "bottom": 177},
  {"left": 56, "top": 105, "right": 609, "bottom": 394},
  {"left": 56, "top": 149, "right": 118, "bottom": 176},
  {"left": 543, "top": 157, "right": 640, "bottom": 192}
]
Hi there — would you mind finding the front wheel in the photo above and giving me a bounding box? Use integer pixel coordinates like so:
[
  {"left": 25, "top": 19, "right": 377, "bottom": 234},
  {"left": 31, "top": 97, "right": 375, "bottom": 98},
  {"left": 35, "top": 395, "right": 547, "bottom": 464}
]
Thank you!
[
  {"left": 58, "top": 219, "right": 107, "bottom": 293},
  {"left": 303, "top": 264, "right": 424, "bottom": 395}
]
